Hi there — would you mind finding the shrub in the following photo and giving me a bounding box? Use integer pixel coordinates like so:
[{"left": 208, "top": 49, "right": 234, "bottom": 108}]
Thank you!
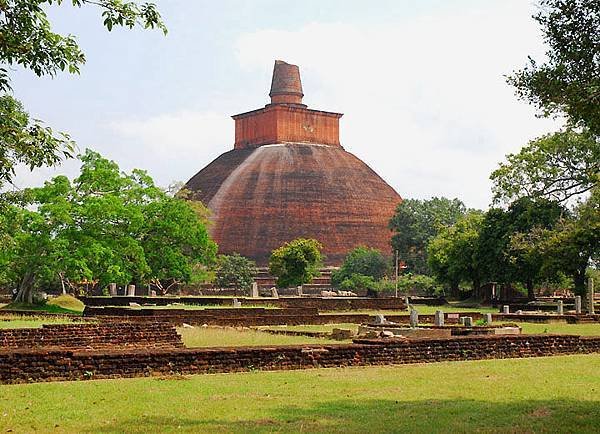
[{"left": 269, "top": 238, "right": 323, "bottom": 288}]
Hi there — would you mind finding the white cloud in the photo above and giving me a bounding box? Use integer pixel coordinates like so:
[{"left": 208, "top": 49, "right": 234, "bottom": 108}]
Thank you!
[{"left": 234, "top": 1, "right": 560, "bottom": 208}]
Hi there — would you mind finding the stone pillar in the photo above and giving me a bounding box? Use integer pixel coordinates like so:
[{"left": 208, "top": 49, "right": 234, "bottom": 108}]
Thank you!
[
  {"left": 271, "top": 287, "right": 279, "bottom": 298},
  {"left": 233, "top": 298, "right": 241, "bottom": 308},
  {"left": 589, "top": 278, "right": 595, "bottom": 315},
  {"left": 464, "top": 316, "right": 473, "bottom": 327},
  {"left": 404, "top": 296, "right": 410, "bottom": 309},
  {"left": 127, "top": 284, "right": 135, "bottom": 296},
  {"left": 108, "top": 283, "right": 117, "bottom": 296},
  {"left": 575, "top": 295, "right": 582, "bottom": 314},
  {"left": 251, "top": 282, "right": 259, "bottom": 298},
  {"left": 557, "top": 300, "right": 564, "bottom": 315},
  {"left": 409, "top": 309, "right": 418, "bottom": 328},
  {"left": 374, "top": 314, "right": 386, "bottom": 325},
  {"left": 503, "top": 305, "right": 510, "bottom": 314},
  {"left": 150, "top": 290, "right": 157, "bottom": 297},
  {"left": 485, "top": 313, "right": 493, "bottom": 324},
  {"left": 297, "top": 285, "right": 303, "bottom": 296},
  {"left": 434, "top": 310, "right": 444, "bottom": 327}
]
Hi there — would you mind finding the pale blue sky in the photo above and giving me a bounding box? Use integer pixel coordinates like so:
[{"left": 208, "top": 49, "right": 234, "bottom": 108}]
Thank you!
[{"left": 11, "top": 0, "right": 559, "bottom": 209}]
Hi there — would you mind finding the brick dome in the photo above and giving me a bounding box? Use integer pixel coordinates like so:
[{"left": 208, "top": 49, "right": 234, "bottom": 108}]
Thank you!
[{"left": 185, "top": 61, "right": 402, "bottom": 265}]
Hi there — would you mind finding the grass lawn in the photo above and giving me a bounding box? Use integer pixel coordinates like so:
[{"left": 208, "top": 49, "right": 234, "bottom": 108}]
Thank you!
[
  {"left": 178, "top": 326, "right": 342, "bottom": 347},
  {"left": 322, "top": 304, "right": 498, "bottom": 315},
  {"left": 0, "top": 315, "right": 84, "bottom": 329},
  {"left": 0, "top": 355, "right": 599, "bottom": 433},
  {"left": 519, "top": 322, "right": 600, "bottom": 336}
]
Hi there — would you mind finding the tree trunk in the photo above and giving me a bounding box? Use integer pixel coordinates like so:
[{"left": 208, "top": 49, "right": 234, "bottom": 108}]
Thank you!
[
  {"left": 526, "top": 279, "right": 535, "bottom": 301},
  {"left": 472, "top": 278, "right": 481, "bottom": 299},
  {"left": 14, "top": 271, "right": 35, "bottom": 304},
  {"left": 450, "top": 281, "right": 459, "bottom": 298},
  {"left": 573, "top": 266, "right": 587, "bottom": 297}
]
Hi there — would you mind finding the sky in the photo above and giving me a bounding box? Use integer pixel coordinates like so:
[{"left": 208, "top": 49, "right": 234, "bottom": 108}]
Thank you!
[{"left": 11, "top": 0, "right": 561, "bottom": 210}]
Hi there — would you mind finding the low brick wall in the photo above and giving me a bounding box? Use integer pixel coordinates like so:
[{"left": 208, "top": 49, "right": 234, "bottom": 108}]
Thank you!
[
  {"left": 0, "top": 334, "right": 598, "bottom": 384},
  {"left": 79, "top": 296, "right": 406, "bottom": 311},
  {"left": 0, "top": 322, "right": 183, "bottom": 351}
]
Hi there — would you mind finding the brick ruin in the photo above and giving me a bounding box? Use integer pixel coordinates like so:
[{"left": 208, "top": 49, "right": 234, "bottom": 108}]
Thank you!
[
  {"left": 185, "top": 60, "right": 402, "bottom": 265},
  {"left": 1, "top": 333, "right": 599, "bottom": 384}
]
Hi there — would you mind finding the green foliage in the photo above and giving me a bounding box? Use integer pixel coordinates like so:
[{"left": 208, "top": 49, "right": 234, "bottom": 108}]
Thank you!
[
  {"left": 1, "top": 150, "right": 217, "bottom": 301},
  {"left": 338, "top": 273, "right": 377, "bottom": 292},
  {"left": 389, "top": 197, "right": 467, "bottom": 275},
  {"left": 0, "top": 95, "right": 74, "bottom": 189},
  {"left": 491, "top": 130, "right": 600, "bottom": 204},
  {"left": 507, "top": 0, "right": 600, "bottom": 135},
  {"left": 0, "top": 0, "right": 166, "bottom": 189},
  {"left": 477, "top": 197, "right": 565, "bottom": 298},
  {"left": 214, "top": 253, "right": 258, "bottom": 291},
  {"left": 268, "top": 238, "right": 323, "bottom": 288},
  {"left": 510, "top": 188, "right": 600, "bottom": 296},
  {"left": 395, "top": 273, "right": 443, "bottom": 296},
  {"left": 331, "top": 246, "right": 389, "bottom": 286},
  {"left": 427, "top": 211, "right": 484, "bottom": 293}
]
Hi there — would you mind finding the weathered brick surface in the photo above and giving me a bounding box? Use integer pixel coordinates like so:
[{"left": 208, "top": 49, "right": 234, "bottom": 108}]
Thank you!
[
  {"left": 0, "top": 322, "right": 183, "bottom": 351},
  {"left": 0, "top": 334, "right": 598, "bottom": 384},
  {"left": 80, "top": 296, "right": 407, "bottom": 311}
]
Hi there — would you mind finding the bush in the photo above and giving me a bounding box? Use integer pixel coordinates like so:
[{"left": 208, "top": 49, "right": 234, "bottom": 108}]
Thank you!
[
  {"left": 332, "top": 246, "right": 389, "bottom": 286},
  {"left": 214, "top": 253, "right": 257, "bottom": 292},
  {"left": 269, "top": 238, "right": 323, "bottom": 288}
]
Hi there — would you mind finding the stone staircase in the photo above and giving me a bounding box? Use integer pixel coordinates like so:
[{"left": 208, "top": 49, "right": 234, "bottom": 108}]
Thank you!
[{"left": 254, "top": 267, "right": 335, "bottom": 291}]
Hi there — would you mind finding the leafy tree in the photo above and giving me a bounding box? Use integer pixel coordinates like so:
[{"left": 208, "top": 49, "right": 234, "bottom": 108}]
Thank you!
[
  {"left": 395, "top": 273, "right": 443, "bottom": 296},
  {"left": 389, "top": 197, "right": 467, "bottom": 275},
  {"left": 268, "top": 238, "right": 323, "bottom": 288},
  {"left": 477, "top": 197, "right": 565, "bottom": 299},
  {"left": 338, "top": 273, "right": 377, "bottom": 296},
  {"left": 507, "top": 0, "right": 600, "bottom": 135},
  {"left": 214, "top": 253, "right": 257, "bottom": 294},
  {"left": 491, "top": 130, "right": 599, "bottom": 204},
  {"left": 511, "top": 188, "right": 599, "bottom": 296},
  {"left": 0, "top": 0, "right": 166, "bottom": 189},
  {"left": 331, "top": 246, "right": 389, "bottom": 286},
  {"left": 3, "top": 150, "right": 216, "bottom": 302},
  {"left": 427, "top": 212, "right": 484, "bottom": 296}
]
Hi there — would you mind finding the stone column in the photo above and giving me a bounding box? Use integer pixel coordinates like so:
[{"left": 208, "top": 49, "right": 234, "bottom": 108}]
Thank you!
[
  {"left": 503, "top": 305, "right": 510, "bottom": 314},
  {"left": 575, "top": 296, "right": 582, "bottom": 314},
  {"left": 108, "top": 283, "right": 117, "bottom": 297},
  {"left": 251, "top": 282, "right": 259, "bottom": 298},
  {"left": 557, "top": 300, "right": 564, "bottom": 315},
  {"left": 233, "top": 298, "right": 241, "bottom": 308},
  {"left": 485, "top": 313, "right": 493, "bottom": 324},
  {"left": 409, "top": 309, "right": 418, "bottom": 328},
  {"left": 127, "top": 284, "right": 135, "bottom": 296},
  {"left": 271, "top": 287, "right": 279, "bottom": 298},
  {"left": 434, "top": 310, "right": 444, "bottom": 326},
  {"left": 589, "top": 278, "right": 595, "bottom": 315},
  {"left": 297, "top": 285, "right": 303, "bottom": 296},
  {"left": 464, "top": 316, "right": 473, "bottom": 327}
]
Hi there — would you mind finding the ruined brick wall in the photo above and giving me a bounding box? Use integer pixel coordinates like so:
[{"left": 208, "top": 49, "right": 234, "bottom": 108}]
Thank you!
[
  {"left": 0, "top": 322, "right": 183, "bottom": 351},
  {"left": 80, "top": 296, "right": 406, "bottom": 311},
  {"left": 0, "top": 334, "right": 598, "bottom": 384}
]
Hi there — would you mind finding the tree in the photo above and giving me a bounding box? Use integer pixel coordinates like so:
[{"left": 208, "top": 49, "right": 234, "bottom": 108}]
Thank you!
[
  {"left": 511, "top": 188, "right": 599, "bottom": 296},
  {"left": 268, "top": 238, "right": 323, "bottom": 288},
  {"left": 331, "top": 246, "right": 389, "bottom": 286},
  {"left": 507, "top": 0, "right": 600, "bottom": 135},
  {"left": 4, "top": 150, "right": 216, "bottom": 302},
  {"left": 214, "top": 253, "right": 257, "bottom": 294},
  {"left": 427, "top": 212, "right": 484, "bottom": 296},
  {"left": 477, "top": 198, "right": 565, "bottom": 299},
  {"left": 389, "top": 197, "right": 467, "bottom": 275},
  {"left": 0, "top": 0, "right": 166, "bottom": 190},
  {"left": 490, "top": 130, "right": 599, "bottom": 204}
]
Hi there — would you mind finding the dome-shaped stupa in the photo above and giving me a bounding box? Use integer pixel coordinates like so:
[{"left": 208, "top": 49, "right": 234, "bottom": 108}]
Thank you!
[{"left": 185, "top": 60, "right": 402, "bottom": 265}]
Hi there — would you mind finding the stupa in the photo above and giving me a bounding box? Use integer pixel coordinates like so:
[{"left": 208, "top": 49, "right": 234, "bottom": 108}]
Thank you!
[{"left": 185, "top": 60, "right": 402, "bottom": 265}]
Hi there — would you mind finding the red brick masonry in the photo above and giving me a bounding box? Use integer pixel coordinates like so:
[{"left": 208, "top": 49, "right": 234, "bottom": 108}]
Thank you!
[{"left": 1, "top": 334, "right": 598, "bottom": 384}]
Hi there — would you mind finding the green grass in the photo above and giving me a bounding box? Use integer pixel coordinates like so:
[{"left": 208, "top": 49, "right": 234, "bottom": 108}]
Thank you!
[
  {"left": 519, "top": 322, "right": 600, "bottom": 336},
  {"left": 323, "top": 304, "right": 498, "bottom": 315},
  {"left": 46, "top": 294, "right": 85, "bottom": 312},
  {"left": 0, "top": 355, "right": 599, "bottom": 433},
  {"left": 0, "top": 314, "right": 87, "bottom": 329},
  {"left": 2, "top": 300, "right": 83, "bottom": 315},
  {"left": 178, "top": 326, "right": 342, "bottom": 347}
]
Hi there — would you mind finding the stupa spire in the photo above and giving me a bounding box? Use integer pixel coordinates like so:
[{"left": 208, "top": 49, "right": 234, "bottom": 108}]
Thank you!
[{"left": 269, "top": 60, "right": 304, "bottom": 105}]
